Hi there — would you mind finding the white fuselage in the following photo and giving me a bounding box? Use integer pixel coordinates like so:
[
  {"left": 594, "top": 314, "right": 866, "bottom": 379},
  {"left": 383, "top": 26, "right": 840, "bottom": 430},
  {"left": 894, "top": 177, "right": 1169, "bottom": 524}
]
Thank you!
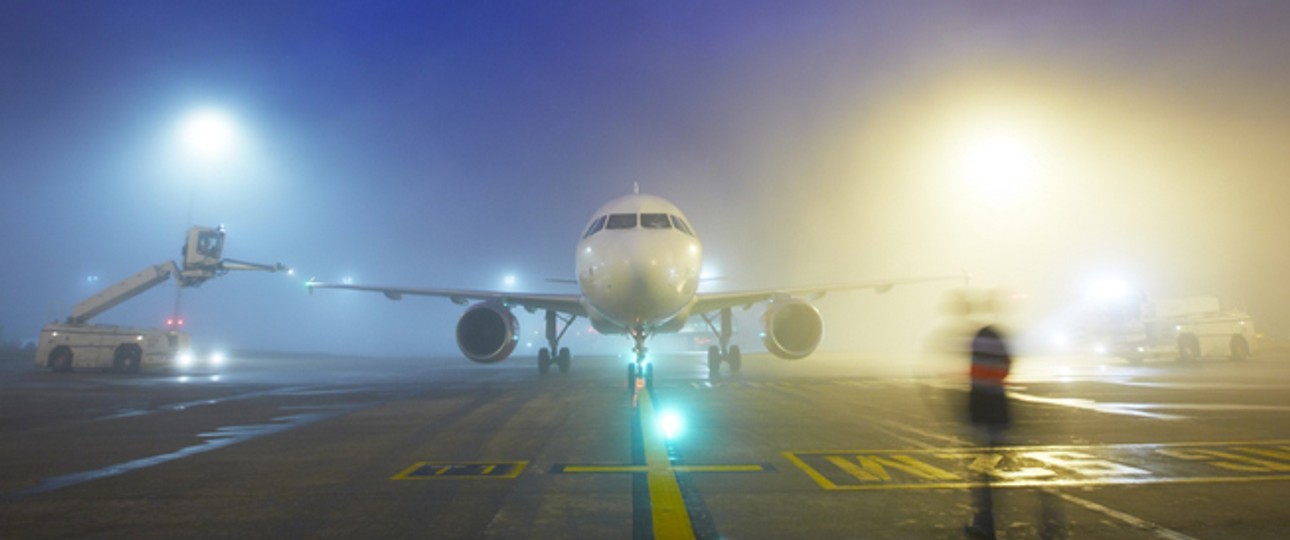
[{"left": 575, "top": 194, "right": 703, "bottom": 334}]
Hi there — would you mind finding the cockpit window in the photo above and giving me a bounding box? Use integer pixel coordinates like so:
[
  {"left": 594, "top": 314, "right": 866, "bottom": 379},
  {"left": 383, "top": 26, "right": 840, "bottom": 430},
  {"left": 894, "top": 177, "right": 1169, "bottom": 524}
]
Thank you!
[
  {"left": 641, "top": 213, "right": 672, "bottom": 229},
  {"left": 584, "top": 215, "right": 607, "bottom": 238},
  {"left": 670, "top": 215, "right": 693, "bottom": 236},
  {"left": 606, "top": 213, "right": 638, "bottom": 229}
]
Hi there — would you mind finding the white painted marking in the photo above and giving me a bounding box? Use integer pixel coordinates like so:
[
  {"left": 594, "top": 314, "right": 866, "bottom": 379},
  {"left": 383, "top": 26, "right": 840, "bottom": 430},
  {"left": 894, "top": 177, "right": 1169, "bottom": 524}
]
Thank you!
[
  {"left": 1054, "top": 492, "right": 1199, "bottom": 540},
  {"left": 1008, "top": 392, "right": 1185, "bottom": 420}
]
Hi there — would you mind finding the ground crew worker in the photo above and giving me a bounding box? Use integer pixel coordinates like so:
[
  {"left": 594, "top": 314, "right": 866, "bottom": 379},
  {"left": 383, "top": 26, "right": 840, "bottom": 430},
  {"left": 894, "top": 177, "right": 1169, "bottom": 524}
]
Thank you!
[{"left": 965, "top": 323, "right": 1011, "bottom": 539}]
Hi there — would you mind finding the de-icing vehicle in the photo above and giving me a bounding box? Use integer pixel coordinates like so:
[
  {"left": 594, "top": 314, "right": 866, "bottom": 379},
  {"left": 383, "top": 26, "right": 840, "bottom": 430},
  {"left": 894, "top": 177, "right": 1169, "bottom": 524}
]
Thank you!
[{"left": 36, "top": 226, "right": 286, "bottom": 372}]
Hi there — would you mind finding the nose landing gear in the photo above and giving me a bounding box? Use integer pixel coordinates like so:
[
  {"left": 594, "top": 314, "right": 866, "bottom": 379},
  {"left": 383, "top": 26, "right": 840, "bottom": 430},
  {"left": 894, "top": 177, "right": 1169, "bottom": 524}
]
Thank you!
[{"left": 627, "top": 328, "right": 653, "bottom": 391}]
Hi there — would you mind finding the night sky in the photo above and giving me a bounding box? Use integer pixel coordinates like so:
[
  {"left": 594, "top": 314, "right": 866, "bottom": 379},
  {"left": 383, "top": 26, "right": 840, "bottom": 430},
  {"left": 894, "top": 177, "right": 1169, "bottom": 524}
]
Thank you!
[{"left": 3, "top": 2, "right": 1289, "bottom": 357}]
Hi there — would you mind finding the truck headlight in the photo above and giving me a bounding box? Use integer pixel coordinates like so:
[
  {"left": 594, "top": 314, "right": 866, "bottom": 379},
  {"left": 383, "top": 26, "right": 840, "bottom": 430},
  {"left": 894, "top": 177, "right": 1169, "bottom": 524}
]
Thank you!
[
  {"left": 177, "top": 352, "right": 195, "bottom": 368},
  {"left": 210, "top": 352, "right": 226, "bottom": 367}
]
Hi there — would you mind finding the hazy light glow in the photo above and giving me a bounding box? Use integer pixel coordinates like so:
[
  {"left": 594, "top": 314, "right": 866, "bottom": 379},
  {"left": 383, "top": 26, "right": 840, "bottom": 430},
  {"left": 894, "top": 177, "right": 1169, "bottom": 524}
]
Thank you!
[
  {"left": 953, "top": 120, "right": 1039, "bottom": 202},
  {"left": 178, "top": 108, "right": 239, "bottom": 160},
  {"left": 658, "top": 410, "right": 684, "bottom": 439},
  {"left": 1088, "top": 279, "right": 1133, "bottom": 302}
]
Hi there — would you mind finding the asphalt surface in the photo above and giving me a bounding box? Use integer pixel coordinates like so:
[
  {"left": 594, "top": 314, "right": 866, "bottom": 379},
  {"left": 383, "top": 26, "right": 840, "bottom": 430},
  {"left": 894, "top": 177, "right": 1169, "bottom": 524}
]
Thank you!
[{"left": 2, "top": 348, "right": 1289, "bottom": 539}]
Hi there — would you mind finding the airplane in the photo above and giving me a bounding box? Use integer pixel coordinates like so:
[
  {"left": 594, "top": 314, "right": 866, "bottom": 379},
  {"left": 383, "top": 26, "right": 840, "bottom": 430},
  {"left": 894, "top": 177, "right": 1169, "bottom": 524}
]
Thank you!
[{"left": 307, "top": 187, "right": 954, "bottom": 389}]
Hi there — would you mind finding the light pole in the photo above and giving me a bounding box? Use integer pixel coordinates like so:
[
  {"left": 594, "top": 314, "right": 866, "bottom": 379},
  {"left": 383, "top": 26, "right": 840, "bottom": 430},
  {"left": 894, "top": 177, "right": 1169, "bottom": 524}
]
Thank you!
[
  {"left": 171, "top": 106, "right": 241, "bottom": 326},
  {"left": 176, "top": 107, "right": 240, "bottom": 224}
]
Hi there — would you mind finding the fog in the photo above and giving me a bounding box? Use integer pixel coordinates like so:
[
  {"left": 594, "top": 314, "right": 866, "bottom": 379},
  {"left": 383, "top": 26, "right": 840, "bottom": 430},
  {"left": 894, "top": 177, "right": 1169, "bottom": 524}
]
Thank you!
[{"left": 2, "top": 2, "right": 1288, "bottom": 358}]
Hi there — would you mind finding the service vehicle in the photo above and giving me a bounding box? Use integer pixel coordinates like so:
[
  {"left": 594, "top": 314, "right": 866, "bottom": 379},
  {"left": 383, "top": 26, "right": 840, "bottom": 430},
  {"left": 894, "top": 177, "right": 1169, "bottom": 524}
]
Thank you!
[
  {"left": 36, "top": 226, "right": 285, "bottom": 373},
  {"left": 1087, "top": 295, "right": 1257, "bottom": 363}
]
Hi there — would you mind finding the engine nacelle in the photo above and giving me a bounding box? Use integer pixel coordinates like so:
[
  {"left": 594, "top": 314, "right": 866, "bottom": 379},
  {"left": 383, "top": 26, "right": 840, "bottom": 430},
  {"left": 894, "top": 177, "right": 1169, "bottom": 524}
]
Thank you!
[
  {"left": 456, "top": 302, "right": 519, "bottom": 363},
  {"left": 761, "top": 299, "right": 824, "bottom": 360}
]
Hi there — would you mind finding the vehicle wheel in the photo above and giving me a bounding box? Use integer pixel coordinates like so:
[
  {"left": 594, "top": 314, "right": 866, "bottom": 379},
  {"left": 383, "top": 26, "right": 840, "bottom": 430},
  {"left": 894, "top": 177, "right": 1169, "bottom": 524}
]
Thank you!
[
  {"left": 627, "top": 362, "right": 638, "bottom": 390},
  {"left": 113, "top": 346, "right": 140, "bottom": 373},
  {"left": 644, "top": 362, "right": 654, "bottom": 391},
  {"left": 1230, "top": 336, "right": 1250, "bottom": 361},
  {"left": 50, "top": 347, "right": 73, "bottom": 373},
  {"left": 707, "top": 346, "right": 721, "bottom": 377},
  {"left": 538, "top": 348, "right": 552, "bottom": 375},
  {"left": 1177, "top": 334, "right": 1200, "bottom": 362},
  {"left": 557, "top": 347, "right": 571, "bottom": 374},
  {"left": 126, "top": 351, "right": 142, "bottom": 373},
  {"left": 728, "top": 345, "right": 742, "bottom": 374}
]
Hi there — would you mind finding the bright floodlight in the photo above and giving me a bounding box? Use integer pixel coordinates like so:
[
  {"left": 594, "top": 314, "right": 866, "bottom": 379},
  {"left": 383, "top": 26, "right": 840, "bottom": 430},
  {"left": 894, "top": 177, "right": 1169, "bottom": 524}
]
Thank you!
[
  {"left": 1089, "top": 279, "right": 1132, "bottom": 302},
  {"left": 179, "top": 108, "right": 238, "bottom": 160},
  {"left": 960, "top": 128, "right": 1035, "bottom": 198}
]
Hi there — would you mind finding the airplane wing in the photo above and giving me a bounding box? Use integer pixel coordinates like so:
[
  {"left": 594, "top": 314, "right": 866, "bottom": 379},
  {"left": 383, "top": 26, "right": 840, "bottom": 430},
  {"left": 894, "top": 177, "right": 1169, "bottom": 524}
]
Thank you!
[
  {"left": 691, "top": 274, "right": 966, "bottom": 314},
  {"left": 306, "top": 281, "right": 587, "bottom": 316}
]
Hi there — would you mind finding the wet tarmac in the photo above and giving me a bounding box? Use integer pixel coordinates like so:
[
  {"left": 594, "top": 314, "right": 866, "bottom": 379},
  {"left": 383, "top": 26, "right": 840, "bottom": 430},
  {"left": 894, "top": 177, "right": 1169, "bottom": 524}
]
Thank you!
[{"left": 1, "top": 349, "right": 1288, "bottom": 539}]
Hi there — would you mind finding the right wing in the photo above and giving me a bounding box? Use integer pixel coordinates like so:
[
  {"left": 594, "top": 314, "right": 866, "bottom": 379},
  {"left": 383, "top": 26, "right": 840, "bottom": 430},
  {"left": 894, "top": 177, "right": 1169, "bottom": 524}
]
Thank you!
[{"left": 691, "top": 275, "right": 966, "bottom": 314}]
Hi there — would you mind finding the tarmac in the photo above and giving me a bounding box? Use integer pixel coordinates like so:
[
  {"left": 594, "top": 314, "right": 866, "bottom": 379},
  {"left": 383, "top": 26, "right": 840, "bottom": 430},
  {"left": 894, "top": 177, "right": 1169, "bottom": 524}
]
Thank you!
[{"left": 2, "top": 347, "right": 1288, "bottom": 539}]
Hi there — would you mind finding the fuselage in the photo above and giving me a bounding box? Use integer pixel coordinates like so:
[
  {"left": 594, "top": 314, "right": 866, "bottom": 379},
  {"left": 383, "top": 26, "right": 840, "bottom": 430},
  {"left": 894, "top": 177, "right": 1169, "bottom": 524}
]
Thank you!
[{"left": 575, "top": 194, "right": 703, "bottom": 334}]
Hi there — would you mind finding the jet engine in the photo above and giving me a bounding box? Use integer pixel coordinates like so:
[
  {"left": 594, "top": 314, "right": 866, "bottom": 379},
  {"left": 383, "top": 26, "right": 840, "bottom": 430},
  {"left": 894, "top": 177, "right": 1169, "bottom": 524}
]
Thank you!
[
  {"left": 761, "top": 299, "right": 824, "bottom": 360},
  {"left": 456, "top": 302, "right": 519, "bottom": 363}
]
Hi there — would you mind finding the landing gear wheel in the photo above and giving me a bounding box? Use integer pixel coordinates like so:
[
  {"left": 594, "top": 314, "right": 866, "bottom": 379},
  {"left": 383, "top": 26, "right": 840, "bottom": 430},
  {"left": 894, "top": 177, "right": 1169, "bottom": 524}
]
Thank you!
[
  {"left": 627, "top": 362, "right": 638, "bottom": 390},
  {"left": 707, "top": 346, "right": 721, "bottom": 377},
  {"left": 557, "top": 347, "right": 571, "bottom": 374},
  {"left": 644, "top": 362, "right": 654, "bottom": 391},
  {"left": 728, "top": 345, "right": 742, "bottom": 374},
  {"left": 50, "top": 347, "right": 73, "bottom": 373},
  {"left": 1230, "top": 336, "right": 1249, "bottom": 361},
  {"left": 1177, "top": 334, "right": 1200, "bottom": 362},
  {"left": 538, "top": 348, "right": 552, "bottom": 375}
]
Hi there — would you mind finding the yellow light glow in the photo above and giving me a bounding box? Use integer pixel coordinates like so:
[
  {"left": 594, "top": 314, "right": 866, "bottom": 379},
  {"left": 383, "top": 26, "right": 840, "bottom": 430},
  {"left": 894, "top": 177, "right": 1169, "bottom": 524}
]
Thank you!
[{"left": 954, "top": 121, "right": 1038, "bottom": 202}]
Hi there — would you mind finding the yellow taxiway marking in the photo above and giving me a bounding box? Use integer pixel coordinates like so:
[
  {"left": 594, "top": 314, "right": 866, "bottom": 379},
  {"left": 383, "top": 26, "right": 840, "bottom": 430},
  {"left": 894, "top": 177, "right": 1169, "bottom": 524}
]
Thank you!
[
  {"left": 787, "top": 440, "right": 1290, "bottom": 490},
  {"left": 391, "top": 461, "right": 528, "bottom": 480},
  {"left": 639, "top": 389, "right": 696, "bottom": 540}
]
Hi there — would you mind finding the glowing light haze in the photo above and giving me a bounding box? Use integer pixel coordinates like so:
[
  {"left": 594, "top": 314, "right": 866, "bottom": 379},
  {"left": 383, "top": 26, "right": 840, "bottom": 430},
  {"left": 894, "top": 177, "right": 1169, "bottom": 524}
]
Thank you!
[{"left": 2, "top": 2, "right": 1289, "bottom": 357}]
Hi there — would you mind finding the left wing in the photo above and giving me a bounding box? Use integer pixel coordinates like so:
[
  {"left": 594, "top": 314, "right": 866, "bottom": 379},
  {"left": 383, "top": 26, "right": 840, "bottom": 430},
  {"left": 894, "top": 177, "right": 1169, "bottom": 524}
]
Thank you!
[
  {"left": 306, "top": 281, "right": 587, "bottom": 316},
  {"left": 691, "top": 275, "right": 965, "bottom": 314}
]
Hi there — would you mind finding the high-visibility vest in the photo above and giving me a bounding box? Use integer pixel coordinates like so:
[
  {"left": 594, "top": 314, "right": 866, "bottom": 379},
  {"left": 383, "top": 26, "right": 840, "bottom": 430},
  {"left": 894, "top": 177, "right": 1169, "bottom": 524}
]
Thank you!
[{"left": 970, "top": 326, "right": 1010, "bottom": 390}]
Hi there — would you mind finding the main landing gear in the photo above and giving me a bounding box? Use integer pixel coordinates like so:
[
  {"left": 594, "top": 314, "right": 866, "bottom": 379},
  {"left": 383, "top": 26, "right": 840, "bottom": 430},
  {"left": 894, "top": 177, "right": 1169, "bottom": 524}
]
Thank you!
[
  {"left": 626, "top": 328, "right": 654, "bottom": 392},
  {"left": 702, "top": 308, "right": 741, "bottom": 377},
  {"left": 538, "top": 310, "right": 576, "bottom": 375}
]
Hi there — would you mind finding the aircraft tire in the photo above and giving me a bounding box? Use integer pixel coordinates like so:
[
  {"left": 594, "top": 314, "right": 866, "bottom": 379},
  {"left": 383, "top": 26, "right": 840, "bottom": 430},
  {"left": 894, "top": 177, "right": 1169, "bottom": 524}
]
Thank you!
[
  {"left": 728, "top": 345, "right": 742, "bottom": 373},
  {"left": 538, "top": 348, "right": 552, "bottom": 375},
  {"left": 1177, "top": 334, "right": 1201, "bottom": 362},
  {"left": 707, "top": 346, "right": 721, "bottom": 377},
  {"left": 644, "top": 362, "right": 654, "bottom": 391},
  {"left": 557, "top": 347, "right": 571, "bottom": 373}
]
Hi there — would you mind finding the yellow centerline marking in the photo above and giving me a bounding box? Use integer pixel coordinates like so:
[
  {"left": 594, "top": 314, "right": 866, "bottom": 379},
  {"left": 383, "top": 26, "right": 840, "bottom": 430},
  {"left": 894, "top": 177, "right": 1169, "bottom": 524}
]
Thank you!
[{"left": 639, "top": 389, "right": 697, "bottom": 540}]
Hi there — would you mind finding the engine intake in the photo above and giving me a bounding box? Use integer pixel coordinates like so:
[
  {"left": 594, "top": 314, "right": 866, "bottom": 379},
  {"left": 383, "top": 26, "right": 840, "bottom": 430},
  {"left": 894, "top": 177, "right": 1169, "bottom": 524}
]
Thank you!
[
  {"left": 761, "top": 299, "right": 824, "bottom": 360},
  {"left": 456, "top": 302, "right": 519, "bottom": 363}
]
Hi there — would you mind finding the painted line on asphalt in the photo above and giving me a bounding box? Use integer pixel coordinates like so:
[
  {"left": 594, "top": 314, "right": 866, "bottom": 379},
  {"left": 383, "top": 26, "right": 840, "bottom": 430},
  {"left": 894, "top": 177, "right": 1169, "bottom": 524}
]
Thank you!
[
  {"left": 638, "top": 388, "right": 696, "bottom": 540},
  {"left": 391, "top": 461, "right": 528, "bottom": 479}
]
